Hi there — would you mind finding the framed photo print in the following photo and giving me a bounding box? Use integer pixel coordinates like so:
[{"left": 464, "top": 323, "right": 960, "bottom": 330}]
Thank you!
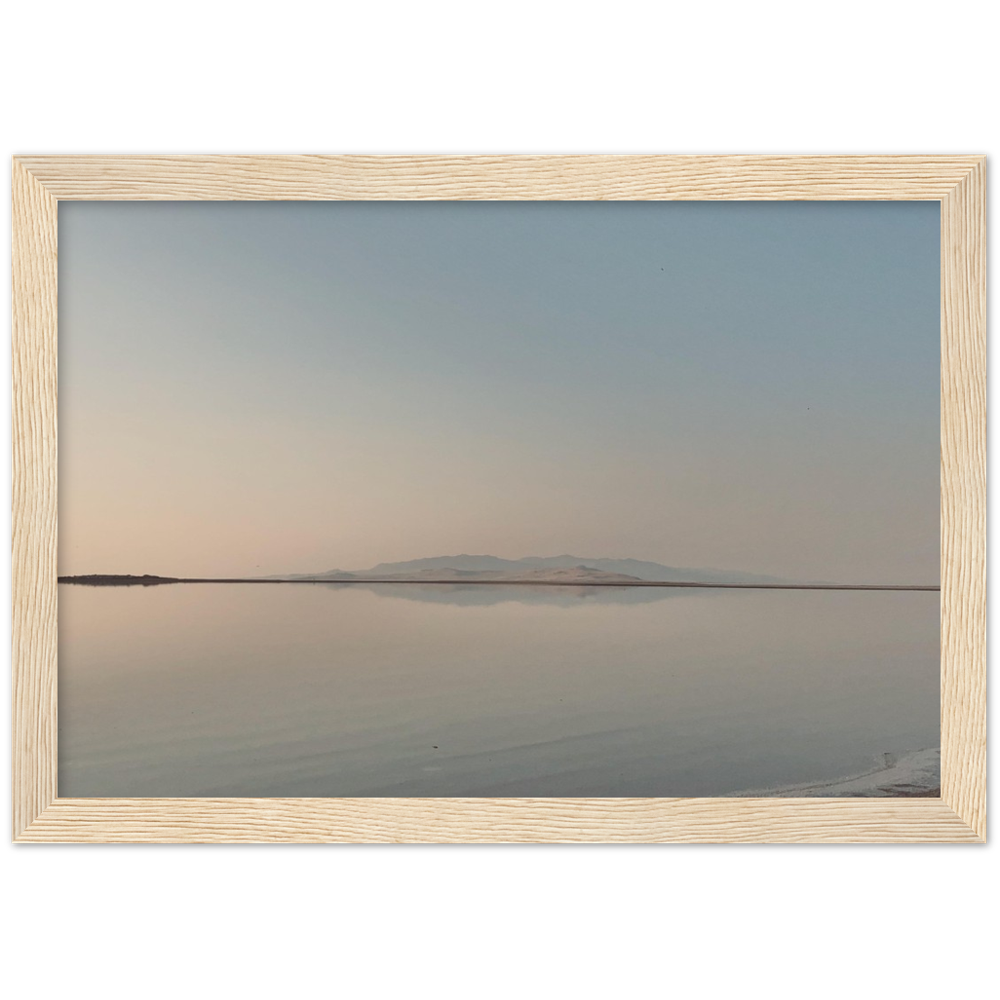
[{"left": 11, "top": 155, "right": 985, "bottom": 842}]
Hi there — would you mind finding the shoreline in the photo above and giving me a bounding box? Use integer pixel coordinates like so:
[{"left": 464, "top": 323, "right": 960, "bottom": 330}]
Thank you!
[{"left": 731, "top": 748, "right": 941, "bottom": 798}]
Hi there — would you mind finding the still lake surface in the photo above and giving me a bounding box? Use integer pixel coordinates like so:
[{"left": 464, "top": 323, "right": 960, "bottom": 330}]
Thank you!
[{"left": 58, "top": 583, "right": 939, "bottom": 797}]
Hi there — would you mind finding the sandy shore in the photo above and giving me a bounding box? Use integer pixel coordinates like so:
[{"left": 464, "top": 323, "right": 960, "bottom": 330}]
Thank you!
[{"left": 732, "top": 748, "right": 940, "bottom": 798}]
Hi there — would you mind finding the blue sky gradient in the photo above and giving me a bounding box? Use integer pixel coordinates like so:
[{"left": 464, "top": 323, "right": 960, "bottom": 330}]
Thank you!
[{"left": 58, "top": 200, "right": 940, "bottom": 582}]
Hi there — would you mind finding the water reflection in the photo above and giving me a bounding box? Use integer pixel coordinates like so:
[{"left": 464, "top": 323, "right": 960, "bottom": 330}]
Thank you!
[
  {"left": 58, "top": 583, "right": 940, "bottom": 798},
  {"left": 318, "top": 581, "right": 692, "bottom": 607}
]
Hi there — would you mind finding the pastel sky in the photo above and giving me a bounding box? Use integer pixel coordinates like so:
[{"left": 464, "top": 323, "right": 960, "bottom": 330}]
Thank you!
[{"left": 58, "top": 200, "right": 940, "bottom": 584}]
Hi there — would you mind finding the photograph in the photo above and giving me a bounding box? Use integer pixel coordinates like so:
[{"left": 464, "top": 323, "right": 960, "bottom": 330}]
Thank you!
[{"left": 56, "top": 198, "right": 941, "bottom": 799}]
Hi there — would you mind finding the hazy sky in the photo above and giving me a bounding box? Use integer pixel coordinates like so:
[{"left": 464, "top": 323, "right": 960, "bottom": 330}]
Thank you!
[{"left": 59, "top": 200, "right": 940, "bottom": 583}]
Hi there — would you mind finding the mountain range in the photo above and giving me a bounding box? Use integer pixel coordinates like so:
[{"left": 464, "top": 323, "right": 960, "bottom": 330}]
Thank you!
[{"left": 278, "top": 554, "right": 783, "bottom": 585}]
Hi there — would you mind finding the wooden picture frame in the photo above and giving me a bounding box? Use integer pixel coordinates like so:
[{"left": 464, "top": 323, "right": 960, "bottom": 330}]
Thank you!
[{"left": 11, "top": 155, "right": 986, "bottom": 843}]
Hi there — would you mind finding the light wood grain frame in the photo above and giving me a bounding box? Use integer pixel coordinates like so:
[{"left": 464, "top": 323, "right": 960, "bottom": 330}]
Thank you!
[{"left": 11, "top": 155, "right": 986, "bottom": 843}]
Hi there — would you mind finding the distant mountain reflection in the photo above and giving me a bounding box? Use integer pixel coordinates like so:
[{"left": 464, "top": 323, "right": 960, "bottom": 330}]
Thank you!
[{"left": 317, "top": 582, "right": 698, "bottom": 607}]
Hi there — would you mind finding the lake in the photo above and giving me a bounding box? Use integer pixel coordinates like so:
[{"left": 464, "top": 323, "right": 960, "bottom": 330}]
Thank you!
[{"left": 58, "top": 583, "right": 939, "bottom": 797}]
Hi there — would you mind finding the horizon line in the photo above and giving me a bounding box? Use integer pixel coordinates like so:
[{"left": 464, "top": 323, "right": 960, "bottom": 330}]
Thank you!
[{"left": 57, "top": 575, "right": 941, "bottom": 592}]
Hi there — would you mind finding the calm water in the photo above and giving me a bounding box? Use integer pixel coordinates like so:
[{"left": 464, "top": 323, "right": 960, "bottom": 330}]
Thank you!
[{"left": 58, "top": 583, "right": 939, "bottom": 797}]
